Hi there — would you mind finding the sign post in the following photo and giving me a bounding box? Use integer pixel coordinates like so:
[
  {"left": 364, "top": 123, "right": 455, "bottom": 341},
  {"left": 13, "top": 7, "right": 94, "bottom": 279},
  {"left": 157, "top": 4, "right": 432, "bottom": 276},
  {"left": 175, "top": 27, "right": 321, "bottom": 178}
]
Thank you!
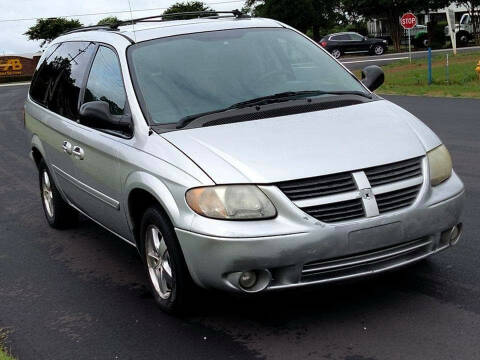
[
  {"left": 445, "top": 7, "right": 457, "bottom": 55},
  {"left": 401, "top": 13, "right": 417, "bottom": 63}
]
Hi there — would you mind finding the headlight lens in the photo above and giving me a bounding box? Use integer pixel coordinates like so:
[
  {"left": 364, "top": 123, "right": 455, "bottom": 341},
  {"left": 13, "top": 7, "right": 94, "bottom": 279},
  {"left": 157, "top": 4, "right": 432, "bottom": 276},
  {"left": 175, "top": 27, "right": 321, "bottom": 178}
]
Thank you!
[
  {"left": 186, "top": 185, "right": 277, "bottom": 220},
  {"left": 428, "top": 144, "right": 452, "bottom": 186}
]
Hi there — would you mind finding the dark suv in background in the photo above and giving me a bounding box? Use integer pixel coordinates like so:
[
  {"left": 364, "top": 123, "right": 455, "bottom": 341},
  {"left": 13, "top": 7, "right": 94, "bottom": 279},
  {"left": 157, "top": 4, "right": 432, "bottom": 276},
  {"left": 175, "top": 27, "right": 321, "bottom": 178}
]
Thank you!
[{"left": 320, "top": 32, "right": 388, "bottom": 59}]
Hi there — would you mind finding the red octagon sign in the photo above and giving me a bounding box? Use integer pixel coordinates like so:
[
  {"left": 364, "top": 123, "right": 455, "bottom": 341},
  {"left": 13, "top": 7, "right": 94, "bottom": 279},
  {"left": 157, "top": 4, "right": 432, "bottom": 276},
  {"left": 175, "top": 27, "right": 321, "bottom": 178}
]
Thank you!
[{"left": 401, "top": 13, "right": 417, "bottom": 29}]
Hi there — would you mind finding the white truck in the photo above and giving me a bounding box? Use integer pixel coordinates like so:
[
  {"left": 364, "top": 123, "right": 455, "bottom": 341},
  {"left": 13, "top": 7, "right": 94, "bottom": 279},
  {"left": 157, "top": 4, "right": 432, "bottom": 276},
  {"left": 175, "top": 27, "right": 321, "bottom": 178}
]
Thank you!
[{"left": 445, "top": 13, "right": 479, "bottom": 45}]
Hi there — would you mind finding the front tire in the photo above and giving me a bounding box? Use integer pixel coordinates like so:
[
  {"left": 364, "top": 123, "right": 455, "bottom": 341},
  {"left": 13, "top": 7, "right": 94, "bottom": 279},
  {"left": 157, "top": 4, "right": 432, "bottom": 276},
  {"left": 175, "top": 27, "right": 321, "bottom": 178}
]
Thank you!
[
  {"left": 372, "top": 45, "right": 385, "bottom": 56},
  {"left": 139, "top": 206, "right": 194, "bottom": 314},
  {"left": 38, "top": 159, "right": 78, "bottom": 229},
  {"left": 330, "top": 48, "right": 342, "bottom": 59}
]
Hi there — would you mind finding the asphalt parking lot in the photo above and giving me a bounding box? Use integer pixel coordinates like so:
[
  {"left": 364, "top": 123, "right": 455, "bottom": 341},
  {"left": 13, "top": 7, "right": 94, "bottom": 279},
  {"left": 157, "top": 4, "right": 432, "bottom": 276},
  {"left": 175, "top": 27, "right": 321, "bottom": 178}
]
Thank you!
[{"left": 1, "top": 84, "right": 479, "bottom": 360}]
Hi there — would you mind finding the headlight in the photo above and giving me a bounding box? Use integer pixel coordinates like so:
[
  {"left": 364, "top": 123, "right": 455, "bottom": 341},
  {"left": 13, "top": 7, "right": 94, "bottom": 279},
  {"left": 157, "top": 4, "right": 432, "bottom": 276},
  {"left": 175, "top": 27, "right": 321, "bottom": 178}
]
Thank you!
[
  {"left": 186, "top": 185, "right": 277, "bottom": 220},
  {"left": 428, "top": 144, "right": 452, "bottom": 186}
]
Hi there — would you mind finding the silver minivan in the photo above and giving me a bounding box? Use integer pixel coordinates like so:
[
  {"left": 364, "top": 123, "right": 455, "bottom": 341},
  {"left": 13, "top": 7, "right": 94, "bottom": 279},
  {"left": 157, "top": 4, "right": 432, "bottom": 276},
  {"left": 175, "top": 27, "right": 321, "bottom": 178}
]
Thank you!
[{"left": 25, "top": 12, "right": 465, "bottom": 313}]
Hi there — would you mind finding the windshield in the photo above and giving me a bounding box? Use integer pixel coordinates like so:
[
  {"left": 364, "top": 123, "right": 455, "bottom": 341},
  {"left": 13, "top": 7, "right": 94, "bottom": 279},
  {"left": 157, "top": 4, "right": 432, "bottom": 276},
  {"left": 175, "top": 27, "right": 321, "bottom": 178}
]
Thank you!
[{"left": 128, "top": 28, "right": 369, "bottom": 125}]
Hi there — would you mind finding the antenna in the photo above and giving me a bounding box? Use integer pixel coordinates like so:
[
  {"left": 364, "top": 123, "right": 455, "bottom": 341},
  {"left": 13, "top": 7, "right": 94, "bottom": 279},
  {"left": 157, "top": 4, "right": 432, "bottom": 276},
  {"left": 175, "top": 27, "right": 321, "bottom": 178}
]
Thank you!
[{"left": 127, "top": 0, "right": 137, "bottom": 42}]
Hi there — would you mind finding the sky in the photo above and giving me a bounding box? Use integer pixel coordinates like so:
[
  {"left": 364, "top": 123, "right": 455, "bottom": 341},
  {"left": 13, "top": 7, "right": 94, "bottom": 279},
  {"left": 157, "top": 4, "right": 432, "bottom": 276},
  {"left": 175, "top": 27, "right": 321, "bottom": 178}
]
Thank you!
[{"left": 0, "top": 0, "right": 245, "bottom": 55}]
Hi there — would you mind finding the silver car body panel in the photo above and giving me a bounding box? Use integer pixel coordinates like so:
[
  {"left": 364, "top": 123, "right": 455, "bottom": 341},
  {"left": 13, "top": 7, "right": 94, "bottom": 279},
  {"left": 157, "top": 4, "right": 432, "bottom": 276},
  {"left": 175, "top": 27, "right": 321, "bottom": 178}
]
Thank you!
[
  {"left": 162, "top": 100, "right": 440, "bottom": 183},
  {"left": 25, "top": 17, "right": 465, "bottom": 293}
]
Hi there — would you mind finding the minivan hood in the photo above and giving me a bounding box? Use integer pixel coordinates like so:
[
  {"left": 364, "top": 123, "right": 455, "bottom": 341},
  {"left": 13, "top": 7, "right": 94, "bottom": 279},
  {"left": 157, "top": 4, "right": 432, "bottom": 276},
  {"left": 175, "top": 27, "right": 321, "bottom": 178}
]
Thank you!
[{"left": 162, "top": 100, "right": 435, "bottom": 184}]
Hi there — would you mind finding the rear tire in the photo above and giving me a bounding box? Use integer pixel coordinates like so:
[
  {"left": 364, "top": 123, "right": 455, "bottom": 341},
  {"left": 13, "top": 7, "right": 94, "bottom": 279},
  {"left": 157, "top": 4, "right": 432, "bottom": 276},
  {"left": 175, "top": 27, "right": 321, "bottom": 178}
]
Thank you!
[
  {"left": 38, "top": 159, "right": 78, "bottom": 229},
  {"left": 139, "top": 206, "right": 195, "bottom": 314}
]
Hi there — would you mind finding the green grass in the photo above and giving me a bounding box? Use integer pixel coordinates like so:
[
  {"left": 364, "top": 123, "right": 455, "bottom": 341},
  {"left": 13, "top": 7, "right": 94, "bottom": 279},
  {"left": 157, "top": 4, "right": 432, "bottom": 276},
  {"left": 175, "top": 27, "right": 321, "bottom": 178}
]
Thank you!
[
  {"left": 0, "top": 349, "right": 15, "bottom": 360},
  {"left": 0, "top": 330, "right": 15, "bottom": 360},
  {"left": 355, "top": 52, "right": 480, "bottom": 98}
]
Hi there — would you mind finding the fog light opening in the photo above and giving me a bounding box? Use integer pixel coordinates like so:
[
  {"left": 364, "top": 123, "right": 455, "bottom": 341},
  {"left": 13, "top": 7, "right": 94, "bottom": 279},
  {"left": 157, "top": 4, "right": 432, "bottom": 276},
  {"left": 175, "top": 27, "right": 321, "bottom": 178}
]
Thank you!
[
  {"left": 449, "top": 223, "right": 463, "bottom": 246},
  {"left": 239, "top": 271, "right": 257, "bottom": 290},
  {"left": 235, "top": 269, "right": 272, "bottom": 293}
]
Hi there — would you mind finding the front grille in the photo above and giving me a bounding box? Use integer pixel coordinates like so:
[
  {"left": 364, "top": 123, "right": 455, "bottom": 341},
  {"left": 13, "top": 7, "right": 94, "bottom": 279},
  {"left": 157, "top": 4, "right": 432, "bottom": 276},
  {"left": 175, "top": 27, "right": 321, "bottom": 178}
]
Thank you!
[
  {"left": 301, "top": 237, "right": 432, "bottom": 283},
  {"left": 303, "top": 198, "right": 364, "bottom": 223},
  {"left": 376, "top": 185, "right": 421, "bottom": 213},
  {"left": 365, "top": 157, "right": 422, "bottom": 187},
  {"left": 275, "top": 172, "right": 356, "bottom": 201},
  {"left": 275, "top": 157, "right": 424, "bottom": 223}
]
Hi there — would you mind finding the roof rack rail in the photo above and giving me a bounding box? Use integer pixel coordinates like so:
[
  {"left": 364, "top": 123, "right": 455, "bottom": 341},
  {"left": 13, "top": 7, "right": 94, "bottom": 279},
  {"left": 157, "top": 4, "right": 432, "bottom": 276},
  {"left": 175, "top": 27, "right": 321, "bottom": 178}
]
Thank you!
[
  {"left": 114, "top": 9, "right": 249, "bottom": 27},
  {"left": 60, "top": 10, "right": 249, "bottom": 36},
  {"left": 62, "top": 25, "right": 117, "bottom": 36}
]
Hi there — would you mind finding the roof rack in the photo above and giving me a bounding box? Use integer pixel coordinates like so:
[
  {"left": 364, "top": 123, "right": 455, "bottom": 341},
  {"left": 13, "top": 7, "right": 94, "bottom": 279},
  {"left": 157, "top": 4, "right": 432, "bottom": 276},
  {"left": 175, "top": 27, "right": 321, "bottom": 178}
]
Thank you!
[
  {"left": 61, "top": 10, "right": 249, "bottom": 37},
  {"left": 113, "top": 9, "right": 249, "bottom": 28},
  {"left": 62, "top": 25, "right": 118, "bottom": 36}
]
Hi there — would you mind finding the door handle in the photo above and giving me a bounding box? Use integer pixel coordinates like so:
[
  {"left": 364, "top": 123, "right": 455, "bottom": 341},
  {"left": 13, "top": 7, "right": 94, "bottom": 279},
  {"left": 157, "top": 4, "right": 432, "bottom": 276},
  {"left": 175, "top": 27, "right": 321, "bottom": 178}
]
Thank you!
[
  {"left": 72, "top": 146, "right": 85, "bottom": 160},
  {"left": 62, "top": 141, "right": 72, "bottom": 155}
]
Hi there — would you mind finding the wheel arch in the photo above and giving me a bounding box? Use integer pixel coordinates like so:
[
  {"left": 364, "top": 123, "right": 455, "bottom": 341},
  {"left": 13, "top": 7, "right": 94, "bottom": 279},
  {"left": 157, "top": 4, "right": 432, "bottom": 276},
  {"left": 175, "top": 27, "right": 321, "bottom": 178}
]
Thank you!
[
  {"left": 125, "top": 172, "right": 182, "bottom": 247},
  {"left": 30, "top": 135, "right": 47, "bottom": 169}
]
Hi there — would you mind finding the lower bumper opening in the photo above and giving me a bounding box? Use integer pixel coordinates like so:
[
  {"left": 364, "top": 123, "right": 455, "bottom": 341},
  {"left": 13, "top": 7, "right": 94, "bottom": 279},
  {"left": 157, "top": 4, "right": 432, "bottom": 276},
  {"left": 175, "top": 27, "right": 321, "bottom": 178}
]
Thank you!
[{"left": 301, "top": 237, "right": 432, "bottom": 284}]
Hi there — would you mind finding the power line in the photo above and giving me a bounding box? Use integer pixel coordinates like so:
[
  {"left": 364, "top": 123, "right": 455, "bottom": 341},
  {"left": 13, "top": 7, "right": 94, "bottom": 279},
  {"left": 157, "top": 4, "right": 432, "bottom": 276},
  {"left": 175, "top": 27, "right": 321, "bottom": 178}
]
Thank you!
[{"left": 0, "top": 0, "right": 245, "bottom": 23}]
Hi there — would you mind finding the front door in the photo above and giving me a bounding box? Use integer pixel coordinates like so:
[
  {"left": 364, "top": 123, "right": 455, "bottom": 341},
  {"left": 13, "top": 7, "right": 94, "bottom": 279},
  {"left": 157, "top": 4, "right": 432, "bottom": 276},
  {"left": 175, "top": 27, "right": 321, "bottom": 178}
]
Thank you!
[
  {"left": 68, "top": 45, "right": 132, "bottom": 240},
  {"left": 347, "top": 33, "right": 370, "bottom": 53}
]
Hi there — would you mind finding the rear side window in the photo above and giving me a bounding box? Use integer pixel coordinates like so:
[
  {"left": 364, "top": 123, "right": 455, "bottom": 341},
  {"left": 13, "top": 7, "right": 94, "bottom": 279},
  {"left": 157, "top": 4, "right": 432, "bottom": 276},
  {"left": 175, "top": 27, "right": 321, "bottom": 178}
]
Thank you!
[
  {"left": 332, "top": 34, "right": 349, "bottom": 41},
  {"left": 83, "top": 46, "right": 126, "bottom": 116},
  {"left": 348, "top": 33, "right": 364, "bottom": 41},
  {"left": 30, "top": 41, "right": 96, "bottom": 120}
]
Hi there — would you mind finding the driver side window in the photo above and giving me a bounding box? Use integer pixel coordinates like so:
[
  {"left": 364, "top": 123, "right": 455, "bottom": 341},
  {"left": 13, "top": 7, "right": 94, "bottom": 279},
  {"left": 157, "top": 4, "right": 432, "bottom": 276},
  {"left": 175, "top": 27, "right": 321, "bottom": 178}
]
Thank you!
[{"left": 83, "top": 46, "right": 126, "bottom": 120}]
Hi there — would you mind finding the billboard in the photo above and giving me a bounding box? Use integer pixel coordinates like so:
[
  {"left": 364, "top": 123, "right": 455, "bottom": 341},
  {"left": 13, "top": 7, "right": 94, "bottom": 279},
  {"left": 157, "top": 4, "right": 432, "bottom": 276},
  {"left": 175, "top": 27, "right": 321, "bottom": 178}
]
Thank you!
[{"left": 0, "top": 55, "right": 40, "bottom": 83}]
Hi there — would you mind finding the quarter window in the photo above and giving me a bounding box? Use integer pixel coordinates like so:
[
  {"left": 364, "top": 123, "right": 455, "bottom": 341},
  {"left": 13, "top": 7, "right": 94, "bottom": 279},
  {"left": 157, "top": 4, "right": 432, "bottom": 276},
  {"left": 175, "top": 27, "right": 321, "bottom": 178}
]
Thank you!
[
  {"left": 30, "top": 42, "right": 96, "bottom": 119},
  {"left": 83, "top": 46, "right": 126, "bottom": 117}
]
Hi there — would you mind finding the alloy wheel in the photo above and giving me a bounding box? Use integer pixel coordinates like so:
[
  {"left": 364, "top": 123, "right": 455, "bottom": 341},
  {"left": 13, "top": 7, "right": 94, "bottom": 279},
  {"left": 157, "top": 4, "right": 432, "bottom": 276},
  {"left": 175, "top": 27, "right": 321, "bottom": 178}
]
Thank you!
[
  {"left": 331, "top": 49, "right": 341, "bottom": 59},
  {"left": 374, "top": 45, "right": 384, "bottom": 55},
  {"left": 145, "top": 225, "right": 173, "bottom": 300},
  {"left": 42, "top": 170, "right": 54, "bottom": 218}
]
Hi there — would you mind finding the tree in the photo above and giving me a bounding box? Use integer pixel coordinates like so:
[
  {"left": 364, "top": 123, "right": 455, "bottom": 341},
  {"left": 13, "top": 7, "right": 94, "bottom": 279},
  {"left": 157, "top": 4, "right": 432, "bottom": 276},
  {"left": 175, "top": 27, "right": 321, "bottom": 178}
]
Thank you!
[
  {"left": 340, "top": 0, "right": 450, "bottom": 51},
  {"left": 456, "top": 1, "right": 480, "bottom": 45},
  {"left": 97, "top": 16, "right": 120, "bottom": 27},
  {"left": 163, "top": 1, "right": 214, "bottom": 19},
  {"left": 245, "top": 0, "right": 340, "bottom": 41},
  {"left": 24, "top": 18, "right": 82, "bottom": 47}
]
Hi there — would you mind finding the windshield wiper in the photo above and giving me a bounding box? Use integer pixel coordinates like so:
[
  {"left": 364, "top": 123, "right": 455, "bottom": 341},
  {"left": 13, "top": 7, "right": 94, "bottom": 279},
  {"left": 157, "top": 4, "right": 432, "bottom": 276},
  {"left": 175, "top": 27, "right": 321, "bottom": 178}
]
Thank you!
[
  {"left": 230, "top": 90, "right": 371, "bottom": 109},
  {"left": 176, "top": 90, "right": 372, "bottom": 129}
]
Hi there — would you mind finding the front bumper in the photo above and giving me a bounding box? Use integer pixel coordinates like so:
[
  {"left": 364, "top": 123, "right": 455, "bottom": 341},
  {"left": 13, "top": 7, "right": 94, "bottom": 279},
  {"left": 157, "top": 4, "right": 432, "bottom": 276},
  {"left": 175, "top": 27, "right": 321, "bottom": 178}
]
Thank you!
[{"left": 176, "top": 172, "right": 465, "bottom": 293}]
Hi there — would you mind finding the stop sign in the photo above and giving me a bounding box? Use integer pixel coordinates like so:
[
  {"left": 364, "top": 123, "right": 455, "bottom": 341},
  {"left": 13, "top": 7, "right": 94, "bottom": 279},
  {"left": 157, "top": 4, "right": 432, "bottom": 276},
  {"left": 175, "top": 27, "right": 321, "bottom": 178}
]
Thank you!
[{"left": 401, "top": 13, "right": 417, "bottom": 29}]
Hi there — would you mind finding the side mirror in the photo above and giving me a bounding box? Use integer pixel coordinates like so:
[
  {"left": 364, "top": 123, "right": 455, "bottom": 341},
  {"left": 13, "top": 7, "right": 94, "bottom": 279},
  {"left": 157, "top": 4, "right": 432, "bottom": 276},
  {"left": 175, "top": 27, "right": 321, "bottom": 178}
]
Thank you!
[
  {"left": 361, "top": 65, "right": 384, "bottom": 92},
  {"left": 79, "top": 101, "right": 132, "bottom": 132}
]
